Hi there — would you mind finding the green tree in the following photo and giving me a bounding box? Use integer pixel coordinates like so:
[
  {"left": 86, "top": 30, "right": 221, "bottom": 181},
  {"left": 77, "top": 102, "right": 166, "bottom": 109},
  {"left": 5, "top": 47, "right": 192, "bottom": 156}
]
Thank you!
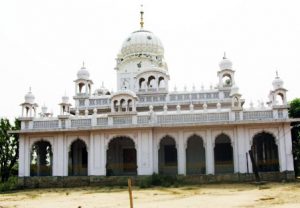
[
  {"left": 289, "top": 98, "right": 300, "bottom": 176},
  {"left": 289, "top": 98, "right": 300, "bottom": 118},
  {"left": 0, "top": 118, "right": 20, "bottom": 182}
]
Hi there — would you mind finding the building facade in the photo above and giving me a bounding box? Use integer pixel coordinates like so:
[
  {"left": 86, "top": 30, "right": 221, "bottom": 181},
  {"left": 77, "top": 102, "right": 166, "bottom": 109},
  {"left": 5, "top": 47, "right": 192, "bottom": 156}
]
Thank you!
[{"left": 17, "top": 10, "right": 294, "bottom": 180}]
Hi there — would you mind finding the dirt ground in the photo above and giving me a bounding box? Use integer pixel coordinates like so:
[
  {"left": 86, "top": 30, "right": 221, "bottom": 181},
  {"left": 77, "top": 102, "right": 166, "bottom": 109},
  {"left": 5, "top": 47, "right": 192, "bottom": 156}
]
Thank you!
[{"left": 1, "top": 183, "right": 300, "bottom": 208}]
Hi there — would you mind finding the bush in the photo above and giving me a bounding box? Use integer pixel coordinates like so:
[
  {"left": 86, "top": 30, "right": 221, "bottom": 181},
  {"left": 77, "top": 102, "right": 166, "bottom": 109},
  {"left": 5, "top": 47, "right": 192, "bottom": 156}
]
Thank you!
[
  {"left": 138, "top": 173, "right": 182, "bottom": 188},
  {"left": 0, "top": 177, "right": 18, "bottom": 192}
]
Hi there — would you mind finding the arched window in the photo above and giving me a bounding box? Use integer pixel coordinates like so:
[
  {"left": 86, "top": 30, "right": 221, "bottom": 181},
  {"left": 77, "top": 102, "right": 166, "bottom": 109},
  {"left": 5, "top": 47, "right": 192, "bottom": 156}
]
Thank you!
[
  {"left": 127, "top": 99, "right": 133, "bottom": 111},
  {"left": 139, "top": 78, "right": 146, "bottom": 90},
  {"left": 222, "top": 74, "right": 232, "bottom": 87},
  {"left": 148, "top": 76, "right": 156, "bottom": 88},
  {"left": 120, "top": 99, "right": 126, "bottom": 112},
  {"left": 158, "top": 77, "right": 165, "bottom": 88},
  {"left": 275, "top": 93, "right": 284, "bottom": 105}
]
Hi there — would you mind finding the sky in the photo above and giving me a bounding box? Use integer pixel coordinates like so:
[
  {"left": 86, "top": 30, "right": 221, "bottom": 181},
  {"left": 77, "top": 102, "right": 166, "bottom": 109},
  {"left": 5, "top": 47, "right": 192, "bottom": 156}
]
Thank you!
[{"left": 0, "top": 0, "right": 299, "bottom": 120}]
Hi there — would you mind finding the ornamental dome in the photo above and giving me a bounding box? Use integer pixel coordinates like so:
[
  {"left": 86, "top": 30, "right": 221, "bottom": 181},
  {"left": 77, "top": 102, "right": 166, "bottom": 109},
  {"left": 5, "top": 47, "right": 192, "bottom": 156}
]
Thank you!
[
  {"left": 25, "top": 89, "right": 35, "bottom": 104},
  {"left": 219, "top": 57, "right": 233, "bottom": 70},
  {"left": 94, "top": 83, "right": 111, "bottom": 96},
  {"left": 77, "top": 65, "right": 90, "bottom": 80},
  {"left": 230, "top": 84, "right": 240, "bottom": 95},
  {"left": 120, "top": 30, "right": 164, "bottom": 57},
  {"left": 272, "top": 75, "right": 284, "bottom": 90}
]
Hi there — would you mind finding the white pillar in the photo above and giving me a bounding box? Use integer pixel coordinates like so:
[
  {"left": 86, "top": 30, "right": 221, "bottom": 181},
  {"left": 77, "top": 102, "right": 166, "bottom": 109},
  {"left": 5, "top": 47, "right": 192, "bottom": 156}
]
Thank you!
[
  {"left": 233, "top": 128, "right": 239, "bottom": 173},
  {"left": 18, "top": 136, "right": 25, "bottom": 177},
  {"left": 237, "top": 126, "right": 248, "bottom": 173},
  {"left": 24, "top": 137, "right": 30, "bottom": 176},
  {"left": 99, "top": 134, "right": 106, "bottom": 175},
  {"left": 278, "top": 126, "right": 286, "bottom": 172},
  {"left": 153, "top": 136, "right": 159, "bottom": 173},
  {"left": 284, "top": 123, "right": 294, "bottom": 171},
  {"left": 205, "top": 129, "right": 214, "bottom": 174},
  {"left": 177, "top": 131, "right": 186, "bottom": 175}
]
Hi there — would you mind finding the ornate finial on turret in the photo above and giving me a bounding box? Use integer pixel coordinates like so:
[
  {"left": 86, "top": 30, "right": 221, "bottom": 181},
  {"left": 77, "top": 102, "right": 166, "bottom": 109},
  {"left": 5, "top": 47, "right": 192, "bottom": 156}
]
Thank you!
[
  {"left": 29, "top": 86, "right": 32, "bottom": 92},
  {"left": 140, "top": 4, "right": 144, "bottom": 29},
  {"left": 223, "top": 52, "right": 226, "bottom": 59},
  {"left": 276, "top": 70, "right": 279, "bottom": 78},
  {"left": 82, "top": 61, "right": 85, "bottom": 69},
  {"left": 101, "top": 81, "right": 104, "bottom": 87}
]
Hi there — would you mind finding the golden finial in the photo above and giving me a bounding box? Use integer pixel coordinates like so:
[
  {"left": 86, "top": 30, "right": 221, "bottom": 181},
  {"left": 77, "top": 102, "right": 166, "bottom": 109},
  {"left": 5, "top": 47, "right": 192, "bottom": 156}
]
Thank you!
[{"left": 140, "top": 4, "right": 144, "bottom": 29}]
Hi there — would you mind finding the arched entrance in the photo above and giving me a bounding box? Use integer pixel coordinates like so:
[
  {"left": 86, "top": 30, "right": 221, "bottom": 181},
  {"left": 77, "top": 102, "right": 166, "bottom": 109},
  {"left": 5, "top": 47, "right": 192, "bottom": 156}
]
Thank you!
[
  {"left": 68, "top": 139, "right": 88, "bottom": 176},
  {"left": 30, "top": 140, "right": 52, "bottom": 176},
  {"left": 106, "top": 137, "right": 137, "bottom": 176},
  {"left": 214, "top": 134, "right": 234, "bottom": 174},
  {"left": 251, "top": 132, "right": 279, "bottom": 172},
  {"left": 186, "top": 135, "right": 206, "bottom": 175},
  {"left": 159, "top": 136, "right": 178, "bottom": 175}
]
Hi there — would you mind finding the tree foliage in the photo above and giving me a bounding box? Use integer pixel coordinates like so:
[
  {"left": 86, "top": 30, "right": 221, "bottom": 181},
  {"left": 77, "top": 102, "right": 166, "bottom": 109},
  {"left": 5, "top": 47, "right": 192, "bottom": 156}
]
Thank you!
[
  {"left": 289, "top": 98, "right": 300, "bottom": 175},
  {"left": 289, "top": 98, "right": 300, "bottom": 118},
  {"left": 0, "top": 118, "right": 20, "bottom": 182}
]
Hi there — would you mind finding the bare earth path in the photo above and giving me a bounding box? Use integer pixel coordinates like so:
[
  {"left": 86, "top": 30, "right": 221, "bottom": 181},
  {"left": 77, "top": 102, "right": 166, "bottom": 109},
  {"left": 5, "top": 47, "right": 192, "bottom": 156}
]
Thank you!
[{"left": 1, "top": 183, "right": 300, "bottom": 208}]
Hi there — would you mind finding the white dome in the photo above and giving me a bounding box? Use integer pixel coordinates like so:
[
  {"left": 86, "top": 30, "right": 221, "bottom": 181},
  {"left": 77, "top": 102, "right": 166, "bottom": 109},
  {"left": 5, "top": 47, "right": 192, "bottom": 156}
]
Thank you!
[
  {"left": 25, "top": 90, "right": 35, "bottom": 104},
  {"left": 77, "top": 66, "right": 90, "bottom": 80},
  {"left": 272, "top": 76, "right": 284, "bottom": 89},
  {"left": 120, "top": 30, "right": 164, "bottom": 57},
  {"left": 219, "top": 57, "right": 233, "bottom": 70}
]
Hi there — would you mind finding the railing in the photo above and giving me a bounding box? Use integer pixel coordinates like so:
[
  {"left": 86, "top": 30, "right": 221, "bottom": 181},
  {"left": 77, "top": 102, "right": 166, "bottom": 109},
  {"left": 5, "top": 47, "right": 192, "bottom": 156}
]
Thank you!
[
  {"left": 113, "top": 116, "right": 132, "bottom": 125},
  {"left": 22, "top": 109, "right": 286, "bottom": 131},
  {"left": 137, "top": 116, "right": 150, "bottom": 124},
  {"left": 97, "top": 117, "right": 108, "bottom": 126},
  {"left": 157, "top": 112, "right": 229, "bottom": 124},
  {"left": 243, "top": 111, "right": 273, "bottom": 120},
  {"left": 33, "top": 120, "right": 59, "bottom": 129},
  {"left": 71, "top": 119, "right": 91, "bottom": 128}
]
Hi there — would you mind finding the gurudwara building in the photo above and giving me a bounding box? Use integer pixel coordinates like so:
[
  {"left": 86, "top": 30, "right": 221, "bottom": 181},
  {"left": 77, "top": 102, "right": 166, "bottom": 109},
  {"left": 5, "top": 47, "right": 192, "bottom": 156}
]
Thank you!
[{"left": 17, "top": 10, "right": 295, "bottom": 184}]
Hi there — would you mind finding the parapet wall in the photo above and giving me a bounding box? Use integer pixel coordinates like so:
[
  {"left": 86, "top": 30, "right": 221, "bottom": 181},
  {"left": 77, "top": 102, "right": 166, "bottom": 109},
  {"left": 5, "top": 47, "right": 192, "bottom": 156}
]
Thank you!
[{"left": 18, "top": 171, "right": 295, "bottom": 188}]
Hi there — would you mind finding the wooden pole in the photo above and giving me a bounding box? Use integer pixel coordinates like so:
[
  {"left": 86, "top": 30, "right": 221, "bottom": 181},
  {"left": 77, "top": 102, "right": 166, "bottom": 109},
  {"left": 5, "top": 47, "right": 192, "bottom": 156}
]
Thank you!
[{"left": 128, "top": 178, "right": 133, "bottom": 208}]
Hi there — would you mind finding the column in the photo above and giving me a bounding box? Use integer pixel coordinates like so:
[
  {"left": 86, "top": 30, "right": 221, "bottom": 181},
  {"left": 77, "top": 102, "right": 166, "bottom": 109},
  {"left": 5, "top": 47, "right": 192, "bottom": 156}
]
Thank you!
[
  {"left": 237, "top": 126, "right": 248, "bottom": 173},
  {"left": 177, "top": 131, "right": 186, "bottom": 175},
  {"left": 99, "top": 134, "right": 106, "bottom": 175},
  {"left": 284, "top": 124, "right": 294, "bottom": 171},
  {"left": 205, "top": 129, "right": 214, "bottom": 174},
  {"left": 278, "top": 125, "right": 286, "bottom": 172},
  {"left": 18, "top": 136, "right": 25, "bottom": 177},
  {"left": 153, "top": 136, "right": 159, "bottom": 173},
  {"left": 24, "top": 137, "right": 30, "bottom": 176}
]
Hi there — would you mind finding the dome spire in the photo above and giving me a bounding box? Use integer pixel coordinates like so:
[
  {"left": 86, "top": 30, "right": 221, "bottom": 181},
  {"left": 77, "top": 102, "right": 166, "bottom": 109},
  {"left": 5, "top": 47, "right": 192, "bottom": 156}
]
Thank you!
[
  {"left": 223, "top": 51, "right": 227, "bottom": 59},
  {"left": 82, "top": 61, "right": 85, "bottom": 69},
  {"left": 276, "top": 70, "right": 279, "bottom": 78},
  {"left": 140, "top": 4, "right": 144, "bottom": 29}
]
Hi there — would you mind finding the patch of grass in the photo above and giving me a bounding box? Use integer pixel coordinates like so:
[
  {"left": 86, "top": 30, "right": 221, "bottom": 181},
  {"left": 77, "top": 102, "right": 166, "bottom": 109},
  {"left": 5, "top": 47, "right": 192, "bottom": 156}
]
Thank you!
[
  {"left": 138, "top": 174, "right": 183, "bottom": 188},
  {"left": 0, "top": 177, "right": 18, "bottom": 192}
]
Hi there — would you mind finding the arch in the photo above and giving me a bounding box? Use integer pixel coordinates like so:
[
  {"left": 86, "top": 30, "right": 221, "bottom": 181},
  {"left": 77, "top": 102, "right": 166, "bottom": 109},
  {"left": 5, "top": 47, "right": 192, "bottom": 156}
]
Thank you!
[
  {"left": 222, "top": 74, "right": 232, "bottom": 87},
  {"left": 106, "top": 136, "right": 137, "bottom": 176},
  {"left": 214, "top": 133, "right": 234, "bottom": 174},
  {"left": 30, "top": 140, "right": 53, "bottom": 176},
  {"left": 275, "top": 93, "right": 284, "bottom": 105},
  {"left": 251, "top": 132, "right": 279, "bottom": 172},
  {"left": 68, "top": 139, "right": 88, "bottom": 176},
  {"left": 139, "top": 78, "right": 146, "bottom": 89},
  {"left": 233, "top": 96, "right": 239, "bottom": 107},
  {"left": 113, "top": 100, "right": 118, "bottom": 112},
  {"left": 158, "top": 76, "right": 166, "bottom": 88},
  {"left": 186, "top": 135, "right": 206, "bottom": 175},
  {"left": 158, "top": 135, "right": 178, "bottom": 175},
  {"left": 78, "top": 82, "right": 86, "bottom": 93},
  {"left": 120, "top": 99, "right": 126, "bottom": 112},
  {"left": 147, "top": 76, "right": 156, "bottom": 88},
  {"left": 127, "top": 99, "right": 133, "bottom": 111}
]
